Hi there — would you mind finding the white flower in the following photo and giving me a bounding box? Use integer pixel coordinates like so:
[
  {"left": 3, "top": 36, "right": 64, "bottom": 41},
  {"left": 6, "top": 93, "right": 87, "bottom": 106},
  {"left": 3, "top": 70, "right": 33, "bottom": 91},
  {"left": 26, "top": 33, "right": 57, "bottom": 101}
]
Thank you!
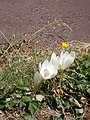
[
  {"left": 59, "top": 51, "right": 75, "bottom": 69},
  {"left": 34, "top": 52, "right": 59, "bottom": 89},
  {"left": 39, "top": 59, "right": 58, "bottom": 79}
]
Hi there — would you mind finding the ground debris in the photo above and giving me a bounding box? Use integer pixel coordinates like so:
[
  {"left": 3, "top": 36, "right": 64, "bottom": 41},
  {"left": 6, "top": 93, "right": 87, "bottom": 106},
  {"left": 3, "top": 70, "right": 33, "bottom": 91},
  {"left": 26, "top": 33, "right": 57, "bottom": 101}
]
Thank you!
[
  {"left": 0, "top": 108, "right": 23, "bottom": 120},
  {"left": 35, "top": 104, "right": 60, "bottom": 120}
]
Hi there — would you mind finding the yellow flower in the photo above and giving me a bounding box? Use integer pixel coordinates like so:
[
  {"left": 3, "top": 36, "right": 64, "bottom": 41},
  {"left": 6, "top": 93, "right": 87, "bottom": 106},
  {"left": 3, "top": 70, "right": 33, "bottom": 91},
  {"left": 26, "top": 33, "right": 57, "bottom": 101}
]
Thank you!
[{"left": 62, "top": 42, "right": 69, "bottom": 48}]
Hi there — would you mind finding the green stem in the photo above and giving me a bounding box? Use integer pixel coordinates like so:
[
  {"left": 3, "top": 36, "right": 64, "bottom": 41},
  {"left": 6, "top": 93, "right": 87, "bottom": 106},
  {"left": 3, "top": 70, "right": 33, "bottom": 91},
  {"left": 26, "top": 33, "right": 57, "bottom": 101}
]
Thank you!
[{"left": 59, "top": 70, "right": 64, "bottom": 89}]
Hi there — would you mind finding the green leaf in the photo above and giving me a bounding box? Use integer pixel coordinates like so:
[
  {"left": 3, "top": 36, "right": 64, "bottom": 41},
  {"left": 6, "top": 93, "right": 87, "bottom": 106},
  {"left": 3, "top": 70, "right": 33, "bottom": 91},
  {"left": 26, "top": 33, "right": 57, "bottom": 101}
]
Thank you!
[
  {"left": 28, "top": 103, "right": 35, "bottom": 115},
  {"left": 20, "top": 101, "right": 26, "bottom": 107},
  {"left": 87, "top": 88, "right": 90, "bottom": 94},
  {"left": 13, "top": 99, "right": 20, "bottom": 104},
  {"left": 5, "top": 103, "right": 13, "bottom": 110},
  {"left": 17, "top": 78, "right": 24, "bottom": 86},
  {"left": 22, "top": 96, "right": 32, "bottom": 102},
  {"left": 0, "top": 105, "right": 4, "bottom": 109},
  {"left": 28, "top": 102, "right": 38, "bottom": 115},
  {"left": 57, "top": 115, "right": 63, "bottom": 120}
]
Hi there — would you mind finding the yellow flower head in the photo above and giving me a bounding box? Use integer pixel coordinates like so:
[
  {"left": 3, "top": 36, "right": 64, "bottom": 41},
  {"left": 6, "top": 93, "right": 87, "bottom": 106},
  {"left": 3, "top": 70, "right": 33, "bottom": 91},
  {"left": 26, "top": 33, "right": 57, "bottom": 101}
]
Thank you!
[{"left": 62, "top": 42, "right": 69, "bottom": 48}]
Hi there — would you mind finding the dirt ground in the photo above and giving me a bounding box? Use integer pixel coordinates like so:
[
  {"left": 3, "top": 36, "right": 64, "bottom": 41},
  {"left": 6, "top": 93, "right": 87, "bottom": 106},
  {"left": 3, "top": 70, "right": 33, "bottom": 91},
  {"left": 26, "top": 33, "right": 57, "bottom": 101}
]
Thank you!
[{"left": 0, "top": 0, "right": 90, "bottom": 46}]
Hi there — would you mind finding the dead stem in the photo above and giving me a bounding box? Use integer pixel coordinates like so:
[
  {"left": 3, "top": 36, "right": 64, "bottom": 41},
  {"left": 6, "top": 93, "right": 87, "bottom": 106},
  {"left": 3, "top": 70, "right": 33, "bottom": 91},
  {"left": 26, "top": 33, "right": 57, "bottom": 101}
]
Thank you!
[{"left": 0, "top": 30, "right": 12, "bottom": 46}]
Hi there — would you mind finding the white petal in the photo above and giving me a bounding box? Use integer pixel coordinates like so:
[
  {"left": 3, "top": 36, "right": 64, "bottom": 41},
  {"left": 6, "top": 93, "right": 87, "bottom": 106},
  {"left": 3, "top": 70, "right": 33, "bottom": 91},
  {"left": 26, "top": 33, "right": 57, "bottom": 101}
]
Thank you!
[
  {"left": 59, "top": 51, "right": 64, "bottom": 67},
  {"left": 63, "top": 52, "right": 75, "bottom": 69},
  {"left": 49, "top": 69, "right": 58, "bottom": 79},
  {"left": 56, "top": 56, "right": 60, "bottom": 69},
  {"left": 70, "top": 52, "right": 75, "bottom": 59},
  {"left": 41, "top": 62, "right": 57, "bottom": 79},
  {"left": 62, "top": 58, "right": 73, "bottom": 69},
  {"left": 50, "top": 59, "right": 59, "bottom": 70},
  {"left": 39, "top": 62, "right": 42, "bottom": 72},
  {"left": 47, "top": 63, "right": 58, "bottom": 79},
  {"left": 50, "top": 53, "right": 59, "bottom": 69},
  {"left": 60, "top": 51, "right": 64, "bottom": 60},
  {"left": 42, "top": 69, "right": 50, "bottom": 79},
  {"left": 51, "top": 52, "right": 56, "bottom": 61},
  {"left": 62, "top": 53, "right": 71, "bottom": 69},
  {"left": 34, "top": 71, "right": 42, "bottom": 88},
  {"left": 62, "top": 51, "right": 69, "bottom": 61},
  {"left": 42, "top": 60, "right": 49, "bottom": 69},
  {"left": 40, "top": 60, "right": 49, "bottom": 79},
  {"left": 50, "top": 52, "right": 56, "bottom": 64}
]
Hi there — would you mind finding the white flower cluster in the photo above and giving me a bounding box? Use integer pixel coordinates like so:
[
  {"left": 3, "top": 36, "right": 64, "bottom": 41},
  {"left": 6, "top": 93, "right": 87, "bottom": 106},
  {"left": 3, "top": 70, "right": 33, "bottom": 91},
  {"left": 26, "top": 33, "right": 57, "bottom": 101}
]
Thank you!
[{"left": 34, "top": 51, "right": 75, "bottom": 89}]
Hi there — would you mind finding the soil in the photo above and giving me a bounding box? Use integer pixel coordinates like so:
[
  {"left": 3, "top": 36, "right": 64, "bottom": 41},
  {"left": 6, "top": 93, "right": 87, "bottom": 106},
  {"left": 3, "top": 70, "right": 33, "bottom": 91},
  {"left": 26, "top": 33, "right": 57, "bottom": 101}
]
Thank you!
[{"left": 0, "top": 0, "right": 90, "bottom": 46}]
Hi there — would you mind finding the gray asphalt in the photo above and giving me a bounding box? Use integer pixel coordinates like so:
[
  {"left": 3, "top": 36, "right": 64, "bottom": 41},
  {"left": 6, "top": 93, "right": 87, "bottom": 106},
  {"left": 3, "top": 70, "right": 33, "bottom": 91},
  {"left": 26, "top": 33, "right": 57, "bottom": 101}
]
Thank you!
[{"left": 0, "top": 0, "right": 90, "bottom": 45}]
